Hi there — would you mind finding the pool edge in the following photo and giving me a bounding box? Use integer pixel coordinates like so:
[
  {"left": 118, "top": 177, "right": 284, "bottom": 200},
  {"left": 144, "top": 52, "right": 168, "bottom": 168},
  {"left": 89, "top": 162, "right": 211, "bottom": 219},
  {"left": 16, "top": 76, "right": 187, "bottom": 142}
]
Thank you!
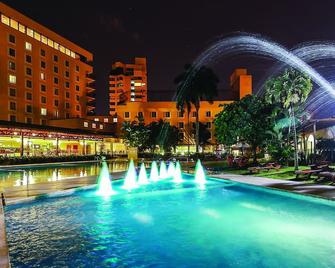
[{"left": 0, "top": 202, "right": 10, "bottom": 268}]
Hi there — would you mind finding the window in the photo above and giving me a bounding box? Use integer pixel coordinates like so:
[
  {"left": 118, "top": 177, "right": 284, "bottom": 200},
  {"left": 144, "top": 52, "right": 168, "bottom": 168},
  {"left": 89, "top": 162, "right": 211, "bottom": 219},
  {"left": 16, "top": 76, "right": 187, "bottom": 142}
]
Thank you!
[
  {"left": 26, "top": 28, "right": 34, "bottom": 37},
  {"left": 9, "top": 34, "right": 15, "bottom": 44},
  {"left": 192, "top": 111, "right": 197, "bottom": 118},
  {"left": 138, "top": 112, "right": 143, "bottom": 118},
  {"left": 76, "top": 85, "right": 80, "bottom": 91},
  {"left": 9, "top": 48, "right": 15, "bottom": 57},
  {"left": 54, "top": 88, "right": 59, "bottom": 95},
  {"left": 178, "top": 111, "right": 184, "bottom": 118},
  {"left": 178, "top": 132, "right": 184, "bottom": 140},
  {"left": 10, "top": 19, "right": 18, "bottom": 30},
  {"left": 54, "top": 77, "right": 59, "bottom": 84},
  {"left": 76, "top": 76, "right": 79, "bottom": 82},
  {"left": 65, "top": 71, "right": 70, "bottom": 78},
  {"left": 40, "top": 84, "right": 46, "bottom": 92},
  {"left": 65, "top": 92, "right": 70, "bottom": 98},
  {"left": 9, "top": 101, "right": 16, "bottom": 111},
  {"left": 26, "top": 118, "right": 32, "bottom": 124},
  {"left": 41, "top": 35, "right": 47, "bottom": 44},
  {"left": 54, "top": 66, "right": 59, "bottom": 73},
  {"left": 34, "top": 31, "right": 40, "bottom": 41},
  {"left": 92, "top": 123, "right": 96, "bottom": 129},
  {"left": 9, "top": 74, "right": 16, "bottom": 84},
  {"left": 41, "top": 61, "right": 46, "bottom": 69},
  {"left": 84, "top": 122, "right": 88, "bottom": 127},
  {"left": 151, "top": 111, "right": 157, "bottom": 118},
  {"left": 40, "top": 49, "right": 46, "bottom": 57},
  {"left": 9, "top": 115, "right": 16, "bottom": 122},
  {"left": 41, "top": 119, "right": 47, "bottom": 125},
  {"left": 54, "top": 100, "right": 59, "bottom": 107},
  {"left": 66, "top": 113, "right": 70, "bottom": 119},
  {"left": 113, "top": 117, "right": 118, "bottom": 123},
  {"left": 1, "top": 15, "right": 9, "bottom": 25},
  {"left": 26, "top": 80, "right": 32, "bottom": 88},
  {"left": 26, "top": 67, "right": 32, "bottom": 76},
  {"left": 19, "top": 23, "right": 25, "bottom": 33},
  {"left": 65, "top": 102, "right": 70, "bottom": 109},
  {"left": 76, "top": 105, "right": 80, "bottom": 111},
  {"left": 206, "top": 111, "right": 211, "bottom": 117},
  {"left": 53, "top": 55, "right": 58, "bottom": 62},
  {"left": 178, "top": 122, "right": 184, "bottom": 129},
  {"left": 26, "top": 92, "right": 32, "bottom": 100},
  {"left": 25, "top": 42, "right": 32, "bottom": 51},
  {"left": 65, "top": 82, "right": 70, "bottom": 88},
  {"left": 65, "top": 60, "right": 69, "bottom": 67},
  {"left": 76, "top": 95, "right": 80, "bottom": 101},
  {"left": 41, "top": 96, "right": 47, "bottom": 104},
  {"left": 41, "top": 108, "right": 47, "bottom": 116},
  {"left": 104, "top": 118, "right": 109, "bottom": 123},
  {"left": 76, "top": 65, "right": 79, "bottom": 72},
  {"left": 25, "top": 55, "right": 32, "bottom": 63},
  {"left": 8, "top": 61, "right": 15, "bottom": 71},
  {"left": 9, "top": 88, "right": 16, "bottom": 97},
  {"left": 26, "top": 105, "right": 32, "bottom": 113},
  {"left": 164, "top": 112, "right": 171, "bottom": 118},
  {"left": 206, "top": 122, "right": 212, "bottom": 129},
  {"left": 124, "top": 112, "right": 130, "bottom": 118},
  {"left": 40, "top": 72, "right": 45, "bottom": 80},
  {"left": 100, "top": 125, "right": 104, "bottom": 130}
]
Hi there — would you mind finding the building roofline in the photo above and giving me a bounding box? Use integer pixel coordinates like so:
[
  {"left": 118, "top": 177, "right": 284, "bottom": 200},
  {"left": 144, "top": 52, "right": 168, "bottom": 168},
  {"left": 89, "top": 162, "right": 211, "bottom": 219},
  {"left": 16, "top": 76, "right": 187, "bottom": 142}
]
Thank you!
[{"left": 0, "top": 2, "right": 93, "bottom": 61}]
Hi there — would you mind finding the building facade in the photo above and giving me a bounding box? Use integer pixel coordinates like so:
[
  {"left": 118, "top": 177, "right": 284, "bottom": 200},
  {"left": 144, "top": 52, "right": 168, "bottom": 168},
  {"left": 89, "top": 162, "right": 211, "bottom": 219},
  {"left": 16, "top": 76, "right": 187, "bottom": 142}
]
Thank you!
[
  {"left": 109, "top": 57, "right": 147, "bottom": 113},
  {"left": 0, "top": 3, "right": 95, "bottom": 126},
  {"left": 105, "top": 58, "right": 253, "bottom": 152}
]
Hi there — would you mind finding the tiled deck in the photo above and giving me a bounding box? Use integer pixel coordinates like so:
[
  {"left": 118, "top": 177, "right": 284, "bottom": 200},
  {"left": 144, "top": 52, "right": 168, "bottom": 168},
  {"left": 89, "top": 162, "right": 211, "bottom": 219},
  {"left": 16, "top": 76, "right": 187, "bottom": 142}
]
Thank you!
[{"left": 213, "top": 173, "right": 335, "bottom": 200}]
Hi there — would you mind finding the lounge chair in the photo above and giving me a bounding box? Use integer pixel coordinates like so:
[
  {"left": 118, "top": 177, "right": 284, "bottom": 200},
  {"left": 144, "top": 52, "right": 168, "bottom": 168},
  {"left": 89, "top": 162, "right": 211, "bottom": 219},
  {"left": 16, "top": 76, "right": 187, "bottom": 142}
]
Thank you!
[
  {"left": 316, "top": 172, "right": 335, "bottom": 184},
  {"left": 295, "top": 169, "right": 322, "bottom": 180}
]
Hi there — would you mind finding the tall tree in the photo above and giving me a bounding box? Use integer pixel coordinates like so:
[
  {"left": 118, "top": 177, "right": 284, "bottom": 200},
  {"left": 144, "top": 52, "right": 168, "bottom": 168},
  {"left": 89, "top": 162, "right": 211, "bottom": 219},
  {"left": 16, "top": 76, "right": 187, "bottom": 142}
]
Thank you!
[
  {"left": 121, "top": 120, "right": 149, "bottom": 151},
  {"left": 214, "top": 95, "right": 275, "bottom": 163},
  {"left": 265, "top": 68, "right": 312, "bottom": 170},
  {"left": 174, "top": 64, "right": 219, "bottom": 153}
]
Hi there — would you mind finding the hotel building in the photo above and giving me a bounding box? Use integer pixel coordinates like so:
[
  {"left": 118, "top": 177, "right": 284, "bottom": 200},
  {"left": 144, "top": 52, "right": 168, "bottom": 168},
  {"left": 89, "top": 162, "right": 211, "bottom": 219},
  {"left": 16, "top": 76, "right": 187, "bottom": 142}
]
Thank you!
[
  {"left": 109, "top": 57, "right": 147, "bottom": 113},
  {"left": 0, "top": 2, "right": 95, "bottom": 125},
  {"left": 104, "top": 58, "right": 253, "bottom": 152},
  {"left": 0, "top": 3, "right": 125, "bottom": 157}
]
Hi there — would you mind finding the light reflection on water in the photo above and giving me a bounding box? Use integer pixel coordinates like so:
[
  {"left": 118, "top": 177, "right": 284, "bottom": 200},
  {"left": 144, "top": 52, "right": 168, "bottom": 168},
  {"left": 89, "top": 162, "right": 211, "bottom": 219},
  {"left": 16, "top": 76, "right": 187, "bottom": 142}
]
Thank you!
[{"left": 0, "top": 160, "right": 129, "bottom": 189}]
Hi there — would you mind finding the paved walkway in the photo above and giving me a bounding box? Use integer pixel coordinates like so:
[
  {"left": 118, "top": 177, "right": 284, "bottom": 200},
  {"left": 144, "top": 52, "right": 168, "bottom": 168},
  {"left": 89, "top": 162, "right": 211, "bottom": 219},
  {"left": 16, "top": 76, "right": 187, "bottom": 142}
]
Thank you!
[{"left": 213, "top": 173, "right": 335, "bottom": 200}]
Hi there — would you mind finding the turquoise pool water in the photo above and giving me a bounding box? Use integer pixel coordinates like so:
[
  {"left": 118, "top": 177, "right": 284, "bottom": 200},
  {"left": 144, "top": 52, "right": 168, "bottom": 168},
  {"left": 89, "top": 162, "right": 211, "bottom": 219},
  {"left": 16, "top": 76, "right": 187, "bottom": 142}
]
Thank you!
[{"left": 5, "top": 175, "right": 335, "bottom": 267}]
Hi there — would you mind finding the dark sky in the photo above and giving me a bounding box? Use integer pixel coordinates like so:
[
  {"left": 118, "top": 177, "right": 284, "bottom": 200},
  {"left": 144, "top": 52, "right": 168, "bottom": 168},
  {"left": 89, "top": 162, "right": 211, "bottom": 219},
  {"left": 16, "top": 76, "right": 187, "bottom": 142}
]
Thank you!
[{"left": 4, "top": 0, "right": 335, "bottom": 115}]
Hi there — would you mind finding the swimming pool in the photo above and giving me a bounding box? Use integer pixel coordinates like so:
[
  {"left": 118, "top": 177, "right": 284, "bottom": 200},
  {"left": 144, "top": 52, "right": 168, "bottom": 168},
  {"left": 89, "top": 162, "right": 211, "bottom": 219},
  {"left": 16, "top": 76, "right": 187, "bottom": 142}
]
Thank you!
[
  {"left": 5, "top": 175, "right": 335, "bottom": 267},
  {"left": 0, "top": 160, "right": 128, "bottom": 190}
]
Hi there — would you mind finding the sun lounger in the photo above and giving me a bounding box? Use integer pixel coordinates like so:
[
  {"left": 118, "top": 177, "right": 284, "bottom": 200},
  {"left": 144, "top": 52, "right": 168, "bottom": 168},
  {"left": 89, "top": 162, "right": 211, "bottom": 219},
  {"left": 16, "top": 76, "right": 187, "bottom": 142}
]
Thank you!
[
  {"left": 316, "top": 172, "right": 335, "bottom": 184},
  {"left": 295, "top": 169, "right": 322, "bottom": 180}
]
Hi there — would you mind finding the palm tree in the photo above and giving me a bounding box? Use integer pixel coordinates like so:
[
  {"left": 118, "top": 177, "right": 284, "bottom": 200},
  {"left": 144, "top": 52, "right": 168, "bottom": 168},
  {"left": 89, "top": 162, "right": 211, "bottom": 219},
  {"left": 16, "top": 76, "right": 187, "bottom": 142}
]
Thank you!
[
  {"left": 265, "top": 68, "right": 312, "bottom": 170},
  {"left": 174, "top": 64, "right": 219, "bottom": 153}
]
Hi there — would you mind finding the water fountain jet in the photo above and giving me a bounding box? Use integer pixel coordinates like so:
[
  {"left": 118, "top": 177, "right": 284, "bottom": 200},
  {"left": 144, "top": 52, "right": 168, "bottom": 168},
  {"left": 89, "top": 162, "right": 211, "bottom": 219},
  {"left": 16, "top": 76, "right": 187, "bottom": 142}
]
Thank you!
[
  {"left": 173, "top": 161, "right": 183, "bottom": 183},
  {"left": 159, "top": 161, "right": 168, "bottom": 179},
  {"left": 96, "top": 161, "right": 115, "bottom": 196},
  {"left": 150, "top": 161, "right": 159, "bottom": 181},
  {"left": 122, "top": 160, "right": 138, "bottom": 191},
  {"left": 194, "top": 159, "right": 206, "bottom": 185},
  {"left": 138, "top": 163, "right": 149, "bottom": 185}
]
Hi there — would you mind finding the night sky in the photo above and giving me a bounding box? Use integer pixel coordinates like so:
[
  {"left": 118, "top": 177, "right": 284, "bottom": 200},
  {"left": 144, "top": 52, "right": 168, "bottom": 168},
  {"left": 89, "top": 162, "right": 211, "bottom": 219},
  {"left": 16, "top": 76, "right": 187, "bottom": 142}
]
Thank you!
[{"left": 4, "top": 0, "right": 335, "bottom": 115}]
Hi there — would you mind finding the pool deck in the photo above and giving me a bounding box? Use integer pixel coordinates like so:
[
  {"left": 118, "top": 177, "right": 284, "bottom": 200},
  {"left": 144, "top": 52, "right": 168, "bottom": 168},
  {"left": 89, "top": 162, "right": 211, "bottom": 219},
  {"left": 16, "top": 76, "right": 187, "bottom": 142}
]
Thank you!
[
  {"left": 0, "top": 203, "right": 10, "bottom": 268},
  {"left": 213, "top": 173, "right": 335, "bottom": 200}
]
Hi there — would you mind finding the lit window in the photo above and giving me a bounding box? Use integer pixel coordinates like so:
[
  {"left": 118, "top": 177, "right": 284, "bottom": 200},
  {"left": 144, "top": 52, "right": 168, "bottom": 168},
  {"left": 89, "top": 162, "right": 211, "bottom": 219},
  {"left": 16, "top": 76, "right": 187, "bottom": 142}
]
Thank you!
[
  {"left": 94, "top": 118, "right": 99, "bottom": 122},
  {"left": 41, "top": 108, "right": 47, "bottom": 115},
  {"left": 18, "top": 23, "right": 25, "bottom": 33},
  {"left": 1, "top": 15, "right": 10, "bottom": 26},
  {"left": 10, "top": 19, "right": 18, "bottom": 30},
  {"left": 9, "top": 74, "right": 16, "bottom": 84},
  {"left": 40, "top": 72, "right": 45, "bottom": 80},
  {"left": 25, "top": 42, "right": 32, "bottom": 51},
  {"left": 99, "top": 125, "right": 104, "bottom": 130},
  {"left": 41, "top": 35, "right": 47, "bottom": 44},
  {"left": 92, "top": 123, "right": 96, "bottom": 129},
  {"left": 65, "top": 48, "right": 70, "bottom": 56},
  {"left": 34, "top": 32, "right": 41, "bottom": 41},
  {"left": 54, "top": 42, "right": 59, "bottom": 50},
  {"left": 84, "top": 122, "right": 88, "bottom": 127},
  {"left": 70, "top": 51, "right": 76, "bottom": 58},
  {"left": 104, "top": 118, "right": 109, "bottom": 123},
  {"left": 26, "top": 28, "right": 34, "bottom": 37},
  {"left": 113, "top": 117, "right": 118, "bottom": 123},
  {"left": 59, "top": 45, "right": 65, "bottom": 53},
  {"left": 164, "top": 112, "right": 171, "bottom": 118},
  {"left": 48, "top": 39, "right": 54, "bottom": 47}
]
